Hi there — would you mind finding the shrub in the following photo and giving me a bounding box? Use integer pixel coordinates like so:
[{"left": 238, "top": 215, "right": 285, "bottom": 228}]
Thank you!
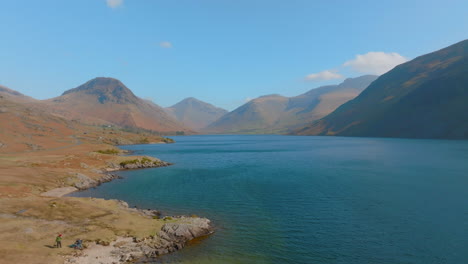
[
  {"left": 119, "top": 159, "right": 139, "bottom": 167},
  {"left": 96, "top": 149, "right": 120, "bottom": 155},
  {"left": 162, "top": 137, "right": 175, "bottom": 143}
]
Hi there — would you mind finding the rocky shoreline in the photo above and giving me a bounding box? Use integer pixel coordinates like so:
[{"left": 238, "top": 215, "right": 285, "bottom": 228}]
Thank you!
[
  {"left": 65, "top": 156, "right": 173, "bottom": 191},
  {"left": 64, "top": 202, "right": 213, "bottom": 264},
  {"left": 59, "top": 155, "right": 214, "bottom": 264}
]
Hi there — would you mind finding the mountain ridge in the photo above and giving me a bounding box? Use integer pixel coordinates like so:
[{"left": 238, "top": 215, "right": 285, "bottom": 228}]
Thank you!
[
  {"left": 204, "top": 75, "right": 377, "bottom": 134},
  {"left": 295, "top": 39, "right": 468, "bottom": 139}
]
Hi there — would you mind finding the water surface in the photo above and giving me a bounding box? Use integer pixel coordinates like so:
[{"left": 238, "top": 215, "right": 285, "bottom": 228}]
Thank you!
[{"left": 71, "top": 135, "right": 468, "bottom": 264}]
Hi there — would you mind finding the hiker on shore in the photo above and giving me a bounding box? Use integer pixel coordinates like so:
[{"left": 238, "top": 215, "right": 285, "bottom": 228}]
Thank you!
[{"left": 55, "top": 234, "right": 62, "bottom": 248}]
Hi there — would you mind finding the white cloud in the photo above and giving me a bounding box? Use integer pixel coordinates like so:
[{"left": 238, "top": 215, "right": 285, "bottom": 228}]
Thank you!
[
  {"left": 305, "top": 70, "right": 344, "bottom": 81},
  {"left": 106, "top": 0, "right": 123, "bottom": 8},
  {"left": 244, "top": 97, "right": 253, "bottom": 102},
  {"left": 343, "top": 52, "right": 408, "bottom": 75},
  {"left": 159, "top": 41, "right": 173, "bottom": 48}
]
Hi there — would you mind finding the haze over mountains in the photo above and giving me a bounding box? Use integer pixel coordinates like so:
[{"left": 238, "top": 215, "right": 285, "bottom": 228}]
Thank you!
[
  {"left": 296, "top": 39, "right": 468, "bottom": 139},
  {"left": 164, "top": 97, "right": 228, "bottom": 130},
  {"left": 204, "top": 75, "right": 377, "bottom": 134}
]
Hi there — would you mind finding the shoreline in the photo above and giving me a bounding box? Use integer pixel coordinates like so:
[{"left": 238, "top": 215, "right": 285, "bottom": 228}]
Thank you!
[{"left": 51, "top": 152, "right": 214, "bottom": 264}]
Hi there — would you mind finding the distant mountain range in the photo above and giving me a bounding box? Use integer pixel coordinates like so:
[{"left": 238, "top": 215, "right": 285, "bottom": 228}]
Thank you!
[
  {"left": 165, "top": 97, "right": 228, "bottom": 131},
  {"left": 203, "top": 75, "right": 377, "bottom": 134},
  {"left": 295, "top": 39, "right": 468, "bottom": 139},
  {"left": 43, "top": 77, "right": 190, "bottom": 133},
  {"left": 2, "top": 39, "right": 466, "bottom": 139}
]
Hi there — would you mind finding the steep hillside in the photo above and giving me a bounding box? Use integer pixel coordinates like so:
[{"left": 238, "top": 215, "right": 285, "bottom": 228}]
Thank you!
[
  {"left": 296, "top": 39, "right": 468, "bottom": 139},
  {"left": 165, "top": 97, "right": 228, "bottom": 130},
  {"left": 44, "top": 77, "right": 190, "bottom": 133},
  {"left": 204, "top": 75, "right": 377, "bottom": 134}
]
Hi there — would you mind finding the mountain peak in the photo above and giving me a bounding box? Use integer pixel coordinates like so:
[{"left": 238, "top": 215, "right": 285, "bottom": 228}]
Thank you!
[
  {"left": 62, "top": 77, "right": 138, "bottom": 104},
  {"left": 171, "top": 97, "right": 226, "bottom": 111},
  {"left": 165, "top": 97, "right": 228, "bottom": 131},
  {"left": 180, "top": 97, "right": 202, "bottom": 104},
  {"left": 258, "top": 94, "right": 283, "bottom": 99}
]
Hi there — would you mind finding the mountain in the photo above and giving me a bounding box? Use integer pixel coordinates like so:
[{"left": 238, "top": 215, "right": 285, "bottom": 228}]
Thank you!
[
  {"left": 164, "top": 97, "right": 228, "bottom": 131},
  {"left": 0, "top": 85, "right": 35, "bottom": 103},
  {"left": 44, "top": 77, "right": 189, "bottom": 133},
  {"left": 203, "top": 75, "right": 377, "bottom": 134},
  {"left": 295, "top": 39, "right": 468, "bottom": 139}
]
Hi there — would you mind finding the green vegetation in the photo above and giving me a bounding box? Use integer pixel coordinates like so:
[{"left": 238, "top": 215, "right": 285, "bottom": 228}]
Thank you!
[
  {"left": 119, "top": 159, "right": 140, "bottom": 167},
  {"left": 162, "top": 137, "right": 175, "bottom": 143},
  {"left": 95, "top": 149, "right": 120, "bottom": 155},
  {"left": 119, "top": 157, "right": 162, "bottom": 167}
]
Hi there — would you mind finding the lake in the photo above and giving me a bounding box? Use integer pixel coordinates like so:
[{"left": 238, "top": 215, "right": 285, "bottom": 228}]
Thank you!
[{"left": 71, "top": 135, "right": 468, "bottom": 264}]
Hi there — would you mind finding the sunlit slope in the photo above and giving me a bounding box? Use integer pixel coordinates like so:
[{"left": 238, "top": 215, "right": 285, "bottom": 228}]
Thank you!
[
  {"left": 204, "top": 75, "right": 377, "bottom": 134},
  {"left": 44, "top": 77, "right": 190, "bottom": 133}
]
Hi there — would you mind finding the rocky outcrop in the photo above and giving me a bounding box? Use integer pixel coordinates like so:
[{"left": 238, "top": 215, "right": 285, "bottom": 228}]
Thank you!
[
  {"left": 64, "top": 217, "right": 213, "bottom": 264},
  {"left": 66, "top": 172, "right": 121, "bottom": 190},
  {"left": 112, "top": 157, "right": 172, "bottom": 170},
  {"left": 114, "top": 216, "right": 213, "bottom": 262},
  {"left": 72, "top": 173, "right": 97, "bottom": 189},
  {"left": 62, "top": 157, "right": 170, "bottom": 191},
  {"left": 154, "top": 217, "right": 213, "bottom": 253}
]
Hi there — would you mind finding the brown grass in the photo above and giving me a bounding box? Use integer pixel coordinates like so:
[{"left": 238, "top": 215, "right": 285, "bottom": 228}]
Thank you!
[{"left": 0, "top": 97, "right": 175, "bottom": 264}]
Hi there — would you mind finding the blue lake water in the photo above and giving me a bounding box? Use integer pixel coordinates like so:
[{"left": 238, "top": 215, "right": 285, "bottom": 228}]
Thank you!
[{"left": 71, "top": 135, "right": 468, "bottom": 264}]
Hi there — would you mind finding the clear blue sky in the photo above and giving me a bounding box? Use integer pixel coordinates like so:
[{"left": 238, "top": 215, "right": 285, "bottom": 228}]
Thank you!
[{"left": 1, "top": 0, "right": 467, "bottom": 110}]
